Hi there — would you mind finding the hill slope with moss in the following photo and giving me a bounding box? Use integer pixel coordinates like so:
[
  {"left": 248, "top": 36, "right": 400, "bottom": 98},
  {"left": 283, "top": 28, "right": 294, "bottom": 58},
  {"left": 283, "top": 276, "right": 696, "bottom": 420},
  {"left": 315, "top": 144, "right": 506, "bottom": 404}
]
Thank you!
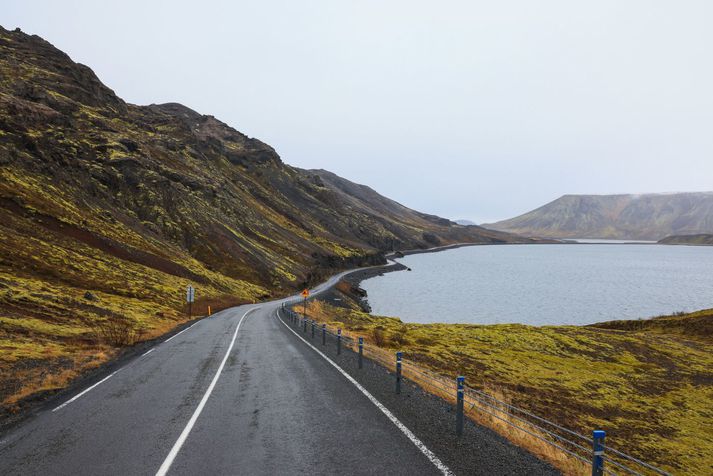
[
  {"left": 658, "top": 233, "right": 713, "bottom": 246},
  {"left": 0, "top": 25, "right": 536, "bottom": 416}
]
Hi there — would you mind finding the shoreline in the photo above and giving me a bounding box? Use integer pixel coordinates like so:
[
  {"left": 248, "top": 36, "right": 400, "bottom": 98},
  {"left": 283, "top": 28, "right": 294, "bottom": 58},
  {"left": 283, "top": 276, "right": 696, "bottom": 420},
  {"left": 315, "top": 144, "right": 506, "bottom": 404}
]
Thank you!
[{"left": 327, "top": 241, "right": 712, "bottom": 328}]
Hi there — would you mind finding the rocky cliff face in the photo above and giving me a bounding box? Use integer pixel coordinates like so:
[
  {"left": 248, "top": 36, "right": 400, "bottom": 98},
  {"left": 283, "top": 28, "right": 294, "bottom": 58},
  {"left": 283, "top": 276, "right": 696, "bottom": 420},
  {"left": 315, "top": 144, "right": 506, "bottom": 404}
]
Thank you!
[
  {"left": 485, "top": 193, "right": 713, "bottom": 240},
  {"left": 0, "top": 25, "right": 530, "bottom": 411}
]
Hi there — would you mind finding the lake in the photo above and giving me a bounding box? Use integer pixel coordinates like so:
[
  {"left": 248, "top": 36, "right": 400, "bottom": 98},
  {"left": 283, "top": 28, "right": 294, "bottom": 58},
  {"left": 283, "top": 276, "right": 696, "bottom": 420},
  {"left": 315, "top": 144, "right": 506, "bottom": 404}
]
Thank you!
[{"left": 360, "top": 244, "right": 713, "bottom": 326}]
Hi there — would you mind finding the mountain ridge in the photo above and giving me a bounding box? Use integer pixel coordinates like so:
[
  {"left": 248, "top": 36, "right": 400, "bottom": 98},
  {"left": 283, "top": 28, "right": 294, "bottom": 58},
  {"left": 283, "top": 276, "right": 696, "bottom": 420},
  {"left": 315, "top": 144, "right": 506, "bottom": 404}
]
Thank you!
[{"left": 484, "top": 192, "right": 713, "bottom": 240}]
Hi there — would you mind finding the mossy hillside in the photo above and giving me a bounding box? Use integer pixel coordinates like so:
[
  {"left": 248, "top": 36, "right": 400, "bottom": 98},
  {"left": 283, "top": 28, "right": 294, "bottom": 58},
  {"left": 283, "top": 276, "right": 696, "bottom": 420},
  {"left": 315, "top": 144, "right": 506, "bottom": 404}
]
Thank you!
[
  {"left": 0, "top": 25, "right": 535, "bottom": 416},
  {"left": 301, "top": 298, "right": 713, "bottom": 475}
]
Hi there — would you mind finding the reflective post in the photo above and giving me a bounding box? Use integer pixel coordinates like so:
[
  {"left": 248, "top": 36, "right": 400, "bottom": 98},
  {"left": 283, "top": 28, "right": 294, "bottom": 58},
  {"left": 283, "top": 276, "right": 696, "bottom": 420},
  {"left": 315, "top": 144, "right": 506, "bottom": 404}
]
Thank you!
[
  {"left": 358, "top": 337, "right": 364, "bottom": 369},
  {"left": 322, "top": 324, "right": 326, "bottom": 345},
  {"left": 456, "top": 376, "right": 465, "bottom": 436},
  {"left": 592, "top": 430, "right": 606, "bottom": 476},
  {"left": 396, "top": 352, "right": 402, "bottom": 394},
  {"left": 337, "top": 329, "right": 342, "bottom": 355}
]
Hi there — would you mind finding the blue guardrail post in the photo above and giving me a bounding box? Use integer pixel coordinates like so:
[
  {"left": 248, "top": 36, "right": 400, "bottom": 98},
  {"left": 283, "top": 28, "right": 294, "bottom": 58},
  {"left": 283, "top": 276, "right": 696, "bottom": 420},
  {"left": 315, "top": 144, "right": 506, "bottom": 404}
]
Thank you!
[
  {"left": 337, "top": 329, "right": 342, "bottom": 355},
  {"left": 592, "top": 430, "right": 605, "bottom": 476},
  {"left": 358, "top": 337, "right": 364, "bottom": 369},
  {"left": 322, "top": 324, "right": 326, "bottom": 345},
  {"left": 396, "top": 352, "right": 403, "bottom": 394},
  {"left": 456, "top": 376, "right": 465, "bottom": 436}
]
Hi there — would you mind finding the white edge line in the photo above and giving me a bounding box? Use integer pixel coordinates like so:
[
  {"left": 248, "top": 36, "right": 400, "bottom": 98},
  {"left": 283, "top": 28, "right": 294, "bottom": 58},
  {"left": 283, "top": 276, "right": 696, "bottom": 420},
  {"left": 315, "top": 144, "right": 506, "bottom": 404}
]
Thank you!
[
  {"left": 164, "top": 322, "right": 196, "bottom": 343},
  {"left": 52, "top": 318, "right": 202, "bottom": 413},
  {"left": 52, "top": 370, "right": 120, "bottom": 412},
  {"left": 276, "top": 309, "right": 453, "bottom": 476},
  {"left": 155, "top": 307, "right": 259, "bottom": 476}
]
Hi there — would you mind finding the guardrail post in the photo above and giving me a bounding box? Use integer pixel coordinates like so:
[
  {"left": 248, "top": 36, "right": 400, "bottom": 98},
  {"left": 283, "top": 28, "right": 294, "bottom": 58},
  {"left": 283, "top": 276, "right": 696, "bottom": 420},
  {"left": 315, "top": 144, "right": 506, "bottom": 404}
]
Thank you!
[
  {"left": 358, "top": 337, "right": 363, "bottom": 369},
  {"left": 337, "top": 329, "right": 342, "bottom": 355},
  {"left": 303, "top": 317, "right": 307, "bottom": 333},
  {"left": 396, "top": 352, "right": 402, "bottom": 394},
  {"left": 322, "top": 324, "right": 326, "bottom": 345},
  {"left": 311, "top": 320, "right": 315, "bottom": 338},
  {"left": 592, "top": 430, "right": 606, "bottom": 476},
  {"left": 456, "top": 376, "right": 465, "bottom": 436}
]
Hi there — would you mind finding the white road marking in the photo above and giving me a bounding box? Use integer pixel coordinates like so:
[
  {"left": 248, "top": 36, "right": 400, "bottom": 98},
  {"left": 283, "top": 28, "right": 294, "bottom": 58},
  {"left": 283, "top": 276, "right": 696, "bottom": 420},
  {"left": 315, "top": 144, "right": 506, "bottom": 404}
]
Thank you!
[
  {"left": 156, "top": 307, "right": 259, "bottom": 476},
  {"left": 276, "top": 309, "right": 453, "bottom": 476},
  {"left": 164, "top": 322, "right": 196, "bottom": 343},
  {"left": 52, "top": 370, "right": 120, "bottom": 412},
  {"left": 51, "top": 319, "right": 203, "bottom": 412}
]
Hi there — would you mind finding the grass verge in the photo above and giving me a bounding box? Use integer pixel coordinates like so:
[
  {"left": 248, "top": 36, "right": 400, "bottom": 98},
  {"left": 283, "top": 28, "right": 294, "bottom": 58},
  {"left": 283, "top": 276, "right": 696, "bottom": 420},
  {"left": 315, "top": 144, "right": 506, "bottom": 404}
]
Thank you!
[{"left": 300, "top": 287, "right": 713, "bottom": 475}]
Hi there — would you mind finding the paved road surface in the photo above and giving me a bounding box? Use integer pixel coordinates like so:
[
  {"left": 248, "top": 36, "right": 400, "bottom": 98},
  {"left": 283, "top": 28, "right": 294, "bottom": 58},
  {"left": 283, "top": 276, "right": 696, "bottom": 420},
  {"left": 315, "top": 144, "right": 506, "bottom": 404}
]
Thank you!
[{"left": 0, "top": 267, "right": 557, "bottom": 475}]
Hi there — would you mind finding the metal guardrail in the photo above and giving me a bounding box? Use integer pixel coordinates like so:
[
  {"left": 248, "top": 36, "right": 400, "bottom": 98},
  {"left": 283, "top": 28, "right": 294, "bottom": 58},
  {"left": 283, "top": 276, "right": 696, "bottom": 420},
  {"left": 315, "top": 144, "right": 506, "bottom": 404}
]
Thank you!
[{"left": 280, "top": 303, "right": 672, "bottom": 476}]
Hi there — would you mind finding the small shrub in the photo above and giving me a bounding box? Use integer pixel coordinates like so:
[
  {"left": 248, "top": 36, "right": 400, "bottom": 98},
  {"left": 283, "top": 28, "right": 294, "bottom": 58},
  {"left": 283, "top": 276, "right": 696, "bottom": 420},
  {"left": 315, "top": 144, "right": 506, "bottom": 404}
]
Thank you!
[
  {"left": 372, "top": 327, "right": 386, "bottom": 346},
  {"left": 390, "top": 332, "right": 408, "bottom": 346},
  {"left": 92, "top": 315, "right": 141, "bottom": 346},
  {"left": 416, "top": 336, "right": 437, "bottom": 346}
]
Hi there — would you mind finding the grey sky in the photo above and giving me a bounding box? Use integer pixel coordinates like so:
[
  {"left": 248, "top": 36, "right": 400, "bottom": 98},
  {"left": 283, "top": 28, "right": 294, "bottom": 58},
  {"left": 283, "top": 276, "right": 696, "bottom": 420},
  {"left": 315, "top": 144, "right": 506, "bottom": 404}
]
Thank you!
[{"left": 3, "top": 1, "right": 713, "bottom": 223}]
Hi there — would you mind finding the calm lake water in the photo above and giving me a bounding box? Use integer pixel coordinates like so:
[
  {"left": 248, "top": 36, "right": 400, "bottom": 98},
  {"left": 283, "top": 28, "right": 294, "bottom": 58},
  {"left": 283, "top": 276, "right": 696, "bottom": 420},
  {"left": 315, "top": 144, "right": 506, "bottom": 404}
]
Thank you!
[{"left": 361, "top": 244, "right": 713, "bottom": 326}]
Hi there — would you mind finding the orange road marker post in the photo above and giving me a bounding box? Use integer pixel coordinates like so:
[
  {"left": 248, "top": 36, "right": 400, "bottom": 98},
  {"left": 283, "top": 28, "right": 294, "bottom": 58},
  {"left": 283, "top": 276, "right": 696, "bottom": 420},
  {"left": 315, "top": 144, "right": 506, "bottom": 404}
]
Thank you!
[{"left": 301, "top": 288, "right": 309, "bottom": 322}]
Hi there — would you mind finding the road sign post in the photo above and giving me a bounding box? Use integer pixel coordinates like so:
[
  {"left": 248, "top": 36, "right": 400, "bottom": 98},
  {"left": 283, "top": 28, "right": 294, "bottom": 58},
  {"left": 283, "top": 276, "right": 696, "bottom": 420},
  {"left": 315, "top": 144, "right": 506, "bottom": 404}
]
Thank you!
[
  {"left": 301, "top": 289, "right": 309, "bottom": 322},
  {"left": 186, "top": 285, "right": 195, "bottom": 318}
]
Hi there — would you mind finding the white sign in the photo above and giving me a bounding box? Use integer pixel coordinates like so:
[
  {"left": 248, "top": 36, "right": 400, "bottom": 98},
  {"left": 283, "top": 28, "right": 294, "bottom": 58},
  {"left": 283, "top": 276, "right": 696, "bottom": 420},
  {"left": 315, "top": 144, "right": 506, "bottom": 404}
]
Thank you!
[{"left": 186, "top": 285, "right": 195, "bottom": 303}]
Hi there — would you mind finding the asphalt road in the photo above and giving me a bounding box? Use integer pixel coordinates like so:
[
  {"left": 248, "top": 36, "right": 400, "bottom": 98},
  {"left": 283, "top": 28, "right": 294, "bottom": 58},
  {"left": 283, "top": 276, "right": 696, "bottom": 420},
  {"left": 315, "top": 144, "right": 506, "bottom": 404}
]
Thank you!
[{"left": 0, "top": 267, "right": 558, "bottom": 475}]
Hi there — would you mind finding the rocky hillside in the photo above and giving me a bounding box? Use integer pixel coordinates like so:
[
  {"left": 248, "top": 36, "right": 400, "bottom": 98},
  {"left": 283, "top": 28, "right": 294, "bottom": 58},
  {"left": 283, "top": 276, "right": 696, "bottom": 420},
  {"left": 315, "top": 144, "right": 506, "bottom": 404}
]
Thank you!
[
  {"left": 659, "top": 234, "right": 713, "bottom": 246},
  {"left": 0, "top": 25, "right": 533, "bottom": 413},
  {"left": 485, "top": 193, "right": 713, "bottom": 240}
]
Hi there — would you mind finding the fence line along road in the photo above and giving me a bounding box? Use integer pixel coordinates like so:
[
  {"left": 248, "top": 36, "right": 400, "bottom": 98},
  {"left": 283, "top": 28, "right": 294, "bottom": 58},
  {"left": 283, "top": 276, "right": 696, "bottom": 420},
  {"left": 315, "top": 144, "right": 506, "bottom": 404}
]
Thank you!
[{"left": 281, "top": 302, "right": 672, "bottom": 476}]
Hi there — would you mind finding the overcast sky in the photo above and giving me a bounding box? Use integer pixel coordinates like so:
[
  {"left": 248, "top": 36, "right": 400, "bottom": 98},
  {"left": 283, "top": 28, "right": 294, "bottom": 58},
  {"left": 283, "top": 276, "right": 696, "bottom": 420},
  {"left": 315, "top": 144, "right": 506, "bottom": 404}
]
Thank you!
[{"left": 4, "top": 1, "right": 712, "bottom": 222}]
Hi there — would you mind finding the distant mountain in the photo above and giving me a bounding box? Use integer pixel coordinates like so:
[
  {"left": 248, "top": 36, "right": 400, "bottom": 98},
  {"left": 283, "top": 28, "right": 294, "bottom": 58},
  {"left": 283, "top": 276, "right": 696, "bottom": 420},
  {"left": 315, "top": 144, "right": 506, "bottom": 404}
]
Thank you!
[
  {"left": 454, "top": 219, "right": 477, "bottom": 226},
  {"left": 484, "top": 193, "right": 713, "bottom": 240},
  {"left": 659, "top": 234, "right": 713, "bottom": 246}
]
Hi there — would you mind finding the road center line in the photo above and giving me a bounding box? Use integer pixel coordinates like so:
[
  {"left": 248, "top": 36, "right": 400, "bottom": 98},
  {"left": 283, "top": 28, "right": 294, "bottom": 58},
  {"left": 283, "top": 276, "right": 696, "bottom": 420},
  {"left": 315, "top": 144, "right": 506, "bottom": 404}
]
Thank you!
[
  {"left": 276, "top": 309, "right": 453, "bottom": 476},
  {"left": 156, "top": 307, "right": 259, "bottom": 476}
]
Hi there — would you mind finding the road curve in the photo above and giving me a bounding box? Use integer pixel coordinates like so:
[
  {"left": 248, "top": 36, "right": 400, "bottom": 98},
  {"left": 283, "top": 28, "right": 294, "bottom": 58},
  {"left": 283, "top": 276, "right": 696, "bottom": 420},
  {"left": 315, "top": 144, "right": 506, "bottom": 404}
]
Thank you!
[{"left": 0, "top": 265, "right": 557, "bottom": 475}]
